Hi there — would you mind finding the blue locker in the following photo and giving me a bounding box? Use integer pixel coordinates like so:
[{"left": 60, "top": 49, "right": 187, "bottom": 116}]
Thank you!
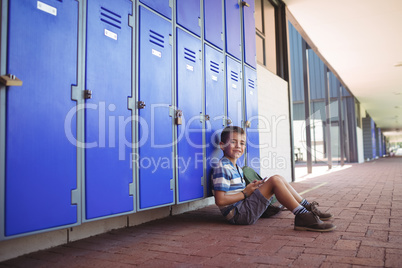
[
  {"left": 243, "top": 0, "right": 256, "bottom": 68},
  {"left": 176, "top": 28, "right": 204, "bottom": 202},
  {"left": 140, "top": 0, "right": 171, "bottom": 19},
  {"left": 5, "top": 0, "right": 78, "bottom": 236},
  {"left": 204, "top": 0, "right": 223, "bottom": 49},
  {"left": 205, "top": 44, "right": 225, "bottom": 196},
  {"left": 138, "top": 7, "right": 174, "bottom": 209},
  {"left": 244, "top": 66, "right": 259, "bottom": 172},
  {"left": 225, "top": 0, "right": 242, "bottom": 60},
  {"left": 226, "top": 56, "right": 244, "bottom": 166},
  {"left": 226, "top": 57, "right": 243, "bottom": 127},
  {"left": 177, "top": 0, "right": 201, "bottom": 36},
  {"left": 85, "top": 0, "right": 133, "bottom": 219}
]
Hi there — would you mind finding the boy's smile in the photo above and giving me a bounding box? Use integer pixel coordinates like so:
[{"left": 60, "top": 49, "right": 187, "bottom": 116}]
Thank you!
[{"left": 220, "top": 132, "right": 246, "bottom": 165}]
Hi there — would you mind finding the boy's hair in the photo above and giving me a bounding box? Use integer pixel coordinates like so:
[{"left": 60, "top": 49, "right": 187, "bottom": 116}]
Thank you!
[{"left": 220, "top": 126, "right": 245, "bottom": 143}]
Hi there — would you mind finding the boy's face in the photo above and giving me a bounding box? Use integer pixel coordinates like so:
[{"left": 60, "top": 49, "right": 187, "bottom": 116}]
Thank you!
[{"left": 220, "top": 132, "right": 246, "bottom": 162}]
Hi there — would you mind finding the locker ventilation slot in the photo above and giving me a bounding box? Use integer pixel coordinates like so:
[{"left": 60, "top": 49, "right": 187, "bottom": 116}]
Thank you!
[
  {"left": 100, "top": 7, "right": 122, "bottom": 29},
  {"left": 210, "top": 61, "right": 220, "bottom": 74},
  {"left": 231, "top": 71, "right": 239, "bottom": 82},
  {"left": 248, "top": 79, "right": 255, "bottom": 89},
  {"left": 184, "top": 48, "right": 196, "bottom": 63},
  {"left": 149, "top": 30, "right": 165, "bottom": 48}
]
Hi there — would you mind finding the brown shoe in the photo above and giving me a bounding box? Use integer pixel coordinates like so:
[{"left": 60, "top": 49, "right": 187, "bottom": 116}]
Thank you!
[
  {"left": 294, "top": 212, "right": 336, "bottom": 232},
  {"left": 304, "top": 201, "right": 333, "bottom": 221}
]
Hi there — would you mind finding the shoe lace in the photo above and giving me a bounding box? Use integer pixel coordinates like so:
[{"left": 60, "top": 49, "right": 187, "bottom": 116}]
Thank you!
[{"left": 309, "top": 201, "right": 321, "bottom": 217}]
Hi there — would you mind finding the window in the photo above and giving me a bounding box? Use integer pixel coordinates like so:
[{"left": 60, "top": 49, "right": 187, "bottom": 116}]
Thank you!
[{"left": 255, "top": 0, "right": 276, "bottom": 74}]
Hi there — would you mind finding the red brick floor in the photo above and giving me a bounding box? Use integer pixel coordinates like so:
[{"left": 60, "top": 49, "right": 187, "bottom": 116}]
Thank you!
[{"left": 1, "top": 157, "right": 402, "bottom": 267}]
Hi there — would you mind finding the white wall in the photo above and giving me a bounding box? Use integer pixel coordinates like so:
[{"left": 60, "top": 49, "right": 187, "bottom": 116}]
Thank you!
[
  {"left": 257, "top": 65, "right": 292, "bottom": 182},
  {"left": 356, "top": 127, "right": 365, "bottom": 163}
]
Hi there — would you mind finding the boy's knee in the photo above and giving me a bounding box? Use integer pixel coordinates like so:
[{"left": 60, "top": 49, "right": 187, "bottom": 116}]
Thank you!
[{"left": 267, "top": 175, "right": 284, "bottom": 186}]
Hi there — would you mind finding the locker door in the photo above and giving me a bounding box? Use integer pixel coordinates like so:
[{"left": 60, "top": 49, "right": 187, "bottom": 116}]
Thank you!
[
  {"left": 4, "top": 0, "right": 78, "bottom": 236},
  {"left": 244, "top": 66, "right": 260, "bottom": 173},
  {"left": 226, "top": 56, "right": 245, "bottom": 166},
  {"left": 204, "top": 0, "right": 223, "bottom": 49},
  {"left": 225, "top": 0, "right": 241, "bottom": 60},
  {"left": 176, "top": 28, "right": 203, "bottom": 202},
  {"left": 177, "top": 0, "right": 201, "bottom": 36},
  {"left": 138, "top": 7, "right": 174, "bottom": 209},
  {"left": 85, "top": 0, "right": 133, "bottom": 219},
  {"left": 226, "top": 57, "right": 243, "bottom": 127},
  {"left": 140, "top": 0, "right": 171, "bottom": 19},
  {"left": 205, "top": 44, "right": 225, "bottom": 195},
  {"left": 243, "top": 0, "right": 256, "bottom": 68}
]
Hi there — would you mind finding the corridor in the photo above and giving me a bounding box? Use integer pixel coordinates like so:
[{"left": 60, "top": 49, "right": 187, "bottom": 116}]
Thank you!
[{"left": 1, "top": 157, "right": 402, "bottom": 267}]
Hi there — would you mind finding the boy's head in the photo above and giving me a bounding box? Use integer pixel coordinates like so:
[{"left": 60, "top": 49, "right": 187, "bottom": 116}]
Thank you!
[{"left": 220, "top": 126, "right": 246, "bottom": 162}]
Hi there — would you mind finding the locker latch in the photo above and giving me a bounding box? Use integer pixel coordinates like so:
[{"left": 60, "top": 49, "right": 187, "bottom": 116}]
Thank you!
[
  {"left": 245, "top": 120, "right": 251, "bottom": 128},
  {"left": 241, "top": 1, "right": 250, "bottom": 7},
  {"left": 205, "top": 114, "right": 210, "bottom": 121},
  {"left": 0, "top": 74, "right": 23, "bottom": 86},
  {"left": 137, "top": 101, "right": 146, "bottom": 109},
  {"left": 175, "top": 110, "right": 183, "bottom": 125},
  {"left": 226, "top": 118, "right": 233, "bottom": 125},
  {"left": 84, "top": 90, "right": 92, "bottom": 99}
]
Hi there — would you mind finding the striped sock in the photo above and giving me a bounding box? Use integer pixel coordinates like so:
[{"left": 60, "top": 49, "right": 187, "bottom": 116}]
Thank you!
[
  {"left": 292, "top": 205, "right": 309, "bottom": 215},
  {"left": 300, "top": 199, "right": 310, "bottom": 207}
]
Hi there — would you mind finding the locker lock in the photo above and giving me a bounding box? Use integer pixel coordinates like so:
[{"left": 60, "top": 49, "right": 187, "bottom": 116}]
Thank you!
[
  {"left": 241, "top": 1, "right": 250, "bottom": 7},
  {"left": 0, "top": 74, "right": 23, "bottom": 86},
  {"left": 226, "top": 118, "right": 232, "bottom": 125},
  {"left": 205, "top": 114, "right": 210, "bottom": 121},
  {"left": 84, "top": 90, "right": 92, "bottom": 99},
  {"left": 137, "top": 101, "right": 146, "bottom": 109},
  {"left": 245, "top": 120, "right": 251, "bottom": 128},
  {"left": 175, "top": 110, "right": 183, "bottom": 125}
]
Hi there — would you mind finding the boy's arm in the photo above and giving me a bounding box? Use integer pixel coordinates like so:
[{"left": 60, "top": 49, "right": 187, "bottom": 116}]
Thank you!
[{"left": 214, "top": 190, "right": 244, "bottom": 207}]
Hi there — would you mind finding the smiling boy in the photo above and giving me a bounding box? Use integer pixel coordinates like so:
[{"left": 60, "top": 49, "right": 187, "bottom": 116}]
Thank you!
[{"left": 212, "top": 126, "right": 336, "bottom": 231}]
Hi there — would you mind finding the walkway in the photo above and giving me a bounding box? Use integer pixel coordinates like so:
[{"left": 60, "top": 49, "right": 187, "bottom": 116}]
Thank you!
[{"left": 1, "top": 157, "right": 402, "bottom": 267}]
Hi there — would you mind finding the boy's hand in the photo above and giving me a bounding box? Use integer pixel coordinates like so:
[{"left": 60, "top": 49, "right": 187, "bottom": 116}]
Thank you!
[{"left": 244, "top": 180, "right": 264, "bottom": 196}]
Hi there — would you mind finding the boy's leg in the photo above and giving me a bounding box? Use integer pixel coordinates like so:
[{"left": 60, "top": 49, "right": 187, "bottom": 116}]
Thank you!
[
  {"left": 258, "top": 175, "right": 336, "bottom": 232},
  {"left": 257, "top": 175, "right": 300, "bottom": 212},
  {"left": 271, "top": 175, "right": 333, "bottom": 221}
]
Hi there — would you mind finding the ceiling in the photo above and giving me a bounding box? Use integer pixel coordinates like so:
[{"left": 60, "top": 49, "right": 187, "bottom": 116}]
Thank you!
[{"left": 283, "top": 0, "right": 402, "bottom": 141}]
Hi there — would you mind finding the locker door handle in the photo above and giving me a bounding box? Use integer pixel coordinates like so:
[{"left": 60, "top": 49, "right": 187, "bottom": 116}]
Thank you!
[
  {"left": 241, "top": 1, "right": 250, "bottom": 7},
  {"left": 226, "top": 118, "right": 232, "bottom": 125},
  {"left": 84, "top": 90, "right": 92, "bottom": 99},
  {"left": 137, "top": 101, "right": 146, "bottom": 109},
  {"left": 175, "top": 110, "right": 183, "bottom": 125},
  {"left": 205, "top": 115, "right": 210, "bottom": 121},
  {"left": 0, "top": 74, "right": 23, "bottom": 86},
  {"left": 245, "top": 120, "right": 251, "bottom": 128}
]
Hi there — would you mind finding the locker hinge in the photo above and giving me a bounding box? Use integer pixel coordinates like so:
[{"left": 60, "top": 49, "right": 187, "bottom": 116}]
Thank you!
[
  {"left": 128, "top": 15, "right": 135, "bottom": 28},
  {"left": 84, "top": 90, "right": 92, "bottom": 99},
  {"left": 71, "top": 188, "right": 79, "bottom": 205},
  {"left": 201, "top": 177, "right": 204, "bottom": 186},
  {"left": 198, "top": 17, "right": 201, "bottom": 28},
  {"left": 129, "top": 182, "right": 135, "bottom": 196},
  {"left": 169, "top": 106, "right": 175, "bottom": 117},
  {"left": 128, "top": 97, "right": 135, "bottom": 110},
  {"left": 169, "top": 35, "right": 173, "bottom": 45},
  {"left": 170, "top": 178, "right": 174, "bottom": 190},
  {"left": 169, "top": 0, "right": 173, "bottom": 8},
  {"left": 0, "top": 74, "right": 23, "bottom": 86}
]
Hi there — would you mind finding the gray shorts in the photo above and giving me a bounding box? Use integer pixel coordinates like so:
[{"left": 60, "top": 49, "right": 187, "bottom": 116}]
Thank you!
[{"left": 228, "top": 189, "right": 273, "bottom": 225}]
